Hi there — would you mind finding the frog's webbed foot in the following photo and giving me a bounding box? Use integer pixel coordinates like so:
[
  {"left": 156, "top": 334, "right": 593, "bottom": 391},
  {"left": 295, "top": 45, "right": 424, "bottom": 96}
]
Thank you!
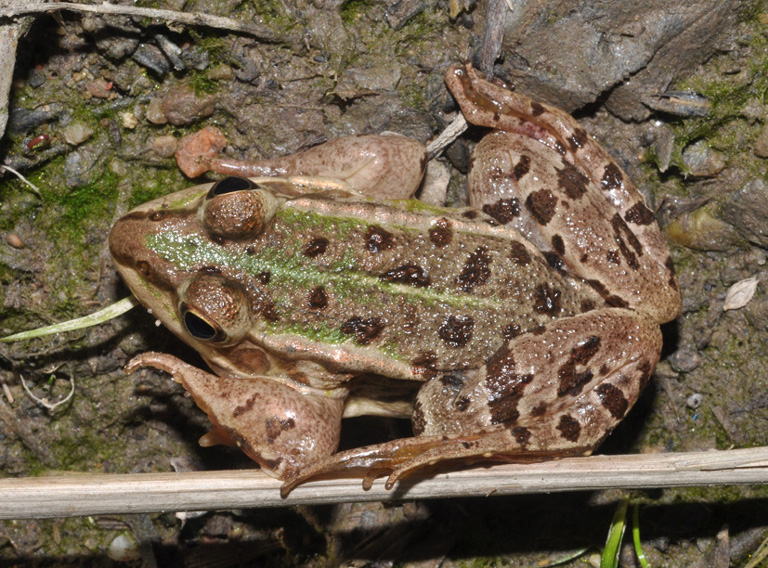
[{"left": 280, "top": 431, "right": 524, "bottom": 497}]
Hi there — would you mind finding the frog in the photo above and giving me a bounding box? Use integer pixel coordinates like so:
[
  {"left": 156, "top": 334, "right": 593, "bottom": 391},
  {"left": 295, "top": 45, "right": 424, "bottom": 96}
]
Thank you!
[{"left": 110, "top": 63, "right": 682, "bottom": 496}]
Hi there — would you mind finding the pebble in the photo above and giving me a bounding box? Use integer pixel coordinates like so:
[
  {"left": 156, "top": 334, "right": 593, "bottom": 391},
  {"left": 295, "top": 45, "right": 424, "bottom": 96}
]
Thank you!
[
  {"left": 119, "top": 111, "right": 138, "bottom": 130},
  {"left": 152, "top": 135, "right": 178, "bottom": 158},
  {"left": 107, "top": 533, "right": 141, "bottom": 562},
  {"left": 686, "top": 393, "right": 704, "bottom": 409},
  {"left": 160, "top": 87, "right": 216, "bottom": 126},
  {"left": 6, "top": 233, "right": 24, "bottom": 249},
  {"left": 754, "top": 123, "right": 768, "bottom": 158},
  {"left": 145, "top": 97, "right": 167, "bottom": 125},
  {"left": 61, "top": 122, "right": 94, "bottom": 146},
  {"left": 668, "top": 349, "right": 703, "bottom": 373},
  {"left": 84, "top": 78, "right": 113, "bottom": 99}
]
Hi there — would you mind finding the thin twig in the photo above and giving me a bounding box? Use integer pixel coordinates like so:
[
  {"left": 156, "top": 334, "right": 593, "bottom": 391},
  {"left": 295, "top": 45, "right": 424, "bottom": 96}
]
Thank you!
[
  {"left": 19, "top": 373, "right": 75, "bottom": 410},
  {"left": 5, "top": 446, "right": 768, "bottom": 520},
  {"left": 426, "top": 113, "right": 468, "bottom": 159},
  {"left": 0, "top": 164, "right": 41, "bottom": 197},
  {"left": 0, "top": 2, "right": 294, "bottom": 45}
]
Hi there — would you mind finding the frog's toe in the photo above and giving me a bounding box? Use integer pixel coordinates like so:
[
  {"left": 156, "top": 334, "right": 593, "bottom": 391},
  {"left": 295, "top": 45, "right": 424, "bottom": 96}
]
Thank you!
[
  {"left": 175, "top": 125, "right": 228, "bottom": 177},
  {"left": 280, "top": 434, "right": 489, "bottom": 496}
]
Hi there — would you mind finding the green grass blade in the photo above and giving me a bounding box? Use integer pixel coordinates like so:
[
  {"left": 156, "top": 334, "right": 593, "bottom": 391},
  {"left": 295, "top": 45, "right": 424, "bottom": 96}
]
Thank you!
[
  {"left": 633, "top": 504, "right": 651, "bottom": 568},
  {"left": 0, "top": 296, "right": 140, "bottom": 342},
  {"left": 601, "top": 496, "right": 629, "bottom": 568}
]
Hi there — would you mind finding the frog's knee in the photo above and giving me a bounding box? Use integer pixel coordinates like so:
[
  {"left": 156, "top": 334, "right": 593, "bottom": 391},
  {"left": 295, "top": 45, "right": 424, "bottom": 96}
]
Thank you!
[{"left": 412, "top": 369, "right": 491, "bottom": 436}]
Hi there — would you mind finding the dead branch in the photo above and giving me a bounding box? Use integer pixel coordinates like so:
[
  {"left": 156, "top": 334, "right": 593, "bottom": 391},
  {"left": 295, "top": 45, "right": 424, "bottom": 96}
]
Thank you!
[
  {"left": 4, "top": 446, "right": 768, "bottom": 520},
  {"left": 0, "top": 2, "right": 294, "bottom": 45}
]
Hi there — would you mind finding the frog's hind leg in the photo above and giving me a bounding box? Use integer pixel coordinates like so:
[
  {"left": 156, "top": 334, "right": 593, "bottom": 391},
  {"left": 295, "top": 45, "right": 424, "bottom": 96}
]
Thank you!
[
  {"left": 176, "top": 128, "right": 427, "bottom": 199},
  {"left": 282, "top": 308, "right": 661, "bottom": 495},
  {"left": 445, "top": 63, "right": 681, "bottom": 323}
]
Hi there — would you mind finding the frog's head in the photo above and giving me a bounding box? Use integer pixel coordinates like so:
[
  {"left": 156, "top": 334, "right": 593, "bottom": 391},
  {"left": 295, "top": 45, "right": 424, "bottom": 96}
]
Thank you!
[{"left": 109, "top": 177, "right": 281, "bottom": 377}]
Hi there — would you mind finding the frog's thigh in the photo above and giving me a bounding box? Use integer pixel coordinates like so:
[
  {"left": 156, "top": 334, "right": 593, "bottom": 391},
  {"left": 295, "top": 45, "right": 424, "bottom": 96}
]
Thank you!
[
  {"left": 415, "top": 308, "right": 662, "bottom": 457},
  {"left": 468, "top": 132, "right": 680, "bottom": 322}
]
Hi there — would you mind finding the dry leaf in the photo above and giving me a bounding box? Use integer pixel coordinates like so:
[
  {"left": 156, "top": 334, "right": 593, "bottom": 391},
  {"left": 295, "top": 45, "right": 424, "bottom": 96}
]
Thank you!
[{"left": 723, "top": 275, "right": 759, "bottom": 311}]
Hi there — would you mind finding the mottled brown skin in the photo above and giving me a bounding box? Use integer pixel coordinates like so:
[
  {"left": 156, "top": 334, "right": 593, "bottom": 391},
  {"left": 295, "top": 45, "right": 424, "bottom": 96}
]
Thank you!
[{"left": 112, "top": 64, "right": 681, "bottom": 495}]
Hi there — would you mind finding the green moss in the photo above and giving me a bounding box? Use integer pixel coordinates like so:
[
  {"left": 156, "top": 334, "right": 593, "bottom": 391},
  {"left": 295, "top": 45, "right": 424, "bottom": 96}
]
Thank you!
[
  {"left": 340, "top": 0, "right": 374, "bottom": 24},
  {"left": 189, "top": 71, "right": 218, "bottom": 95},
  {"left": 51, "top": 171, "right": 120, "bottom": 242},
  {"left": 660, "top": 10, "right": 768, "bottom": 175}
]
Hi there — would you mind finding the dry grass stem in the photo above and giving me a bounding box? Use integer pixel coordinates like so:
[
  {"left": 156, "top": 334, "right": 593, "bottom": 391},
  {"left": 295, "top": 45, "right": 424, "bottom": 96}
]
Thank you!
[
  {"left": 1, "top": 2, "right": 291, "bottom": 44},
  {"left": 4, "top": 446, "right": 768, "bottom": 520}
]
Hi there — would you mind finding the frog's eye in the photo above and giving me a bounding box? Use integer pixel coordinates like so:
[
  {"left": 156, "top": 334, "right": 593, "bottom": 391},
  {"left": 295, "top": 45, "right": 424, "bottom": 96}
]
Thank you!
[
  {"left": 207, "top": 176, "right": 256, "bottom": 197},
  {"left": 181, "top": 308, "right": 221, "bottom": 341},
  {"left": 202, "top": 180, "right": 279, "bottom": 240},
  {"left": 179, "top": 275, "right": 252, "bottom": 344}
]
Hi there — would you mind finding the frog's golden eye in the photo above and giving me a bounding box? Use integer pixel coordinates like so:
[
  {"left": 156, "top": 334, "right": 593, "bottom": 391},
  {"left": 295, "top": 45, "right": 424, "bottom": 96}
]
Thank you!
[
  {"left": 202, "top": 180, "right": 279, "bottom": 240},
  {"left": 179, "top": 274, "right": 252, "bottom": 344},
  {"left": 181, "top": 307, "right": 222, "bottom": 341}
]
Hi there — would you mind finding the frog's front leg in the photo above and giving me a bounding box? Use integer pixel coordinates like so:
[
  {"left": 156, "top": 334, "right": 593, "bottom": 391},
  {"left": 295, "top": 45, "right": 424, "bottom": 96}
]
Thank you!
[
  {"left": 126, "top": 353, "right": 345, "bottom": 480},
  {"left": 282, "top": 308, "right": 661, "bottom": 494},
  {"left": 176, "top": 127, "right": 427, "bottom": 200}
]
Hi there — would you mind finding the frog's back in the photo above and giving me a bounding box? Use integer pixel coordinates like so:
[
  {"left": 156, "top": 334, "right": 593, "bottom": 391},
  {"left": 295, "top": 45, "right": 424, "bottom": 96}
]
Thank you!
[{"left": 244, "top": 195, "right": 594, "bottom": 380}]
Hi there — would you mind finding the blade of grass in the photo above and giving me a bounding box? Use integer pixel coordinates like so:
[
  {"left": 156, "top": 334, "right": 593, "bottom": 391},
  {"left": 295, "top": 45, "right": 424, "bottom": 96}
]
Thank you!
[
  {"left": 601, "top": 496, "right": 629, "bottom": 568},
  {"left": 0, "top": 296, "right": 140, "bottom": 342},
  {"left": 633, "top": 503, "right": 651, "bottom": 568}
]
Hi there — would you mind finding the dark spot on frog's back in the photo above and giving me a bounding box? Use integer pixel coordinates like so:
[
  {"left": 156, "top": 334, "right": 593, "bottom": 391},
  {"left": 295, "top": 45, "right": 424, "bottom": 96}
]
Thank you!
[
  {"left": 530, "top": 401, "right": 548, "bottom": 417},
  {"left": 567, "top": 128, "right": 588, "bottom": 152},
  {"left": 514, "top": 155, "right": 531, "bottom": 179},
  {"left": 610, "top": 213, "right": 642, "bottom": 269},
  {"left": 551, "top": 234, "right": 565, "bottom": 256},
  {"left": 482, "top": 198, "right": 520, "bottom": 225},
  {"left": 511, "top": 426, "right": 531, "bottom": 447},
  {"left": 586, "top": 278, "right": 629, "bottom": 308},
  {"left": 601, "top": 163, "right": 623, "bottom": 191},
  {"left": 624, "top": 201, "right": 656, "bottom": 226},
  {"left": 265, "top": 416, "right": 296, "bottom": 443},
  {"left": 340, "top": 317, "right": 385, "bottom": 345},
  {"left": 485, "top": 348, "right": 534, "bottom": 424},
  {"left": 557, "top": 362, "right": 593, "bottom": 398},
  {"left": 303, "top": 237, "right": 328, "bottom": 258},
  {"left": 307, "top": 286, "right": 328, "bottom": 309},
  {"left": 530, "top": 101, "right": 545, "bottom": 116},
  {"left": 412, "top": 350, "right": 438, "bottom": 379},
  {"left": 595, "top": 383, "right": 629, "bottom": 419},
  {"left": 556, "top": 162, "right": 590, "bottom": 199},
  {"left": 365, "top": 225, "right": 395, "bottom": 253},
  {"left": 457, "top": 247, "right": 493, "bottom": 292},
  {"left": 556, "top": 414, "right": 581, "bottom": 442},
  {"left": 501, "top": 322, "right": 521, "bottom": 339},
  {"left": 533, "top": 283, "right": 562, "bottom": 315},
  {"left": 429, "top": 217, "right": 453, "bottom": 246},
  {"left": 509, "top": 241, "right": 531, "bottom": 265},
  {"left": 232, "top": 394, "right": 259, "bottom": 418},
  {"left": 438, "top": 315, "right": 475, "bottom": 347},
  {"left": 570, "top": 335, "right": 601, "bottom": 365},
  {"left": 380, "top": 263, "right": 431, "bottom": 287},
  {"left": 525, "top": 189, "right": 558, "bottom": 226},
  {"left": 256, "top": 271, "right": 271, "bottom": 285}
]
